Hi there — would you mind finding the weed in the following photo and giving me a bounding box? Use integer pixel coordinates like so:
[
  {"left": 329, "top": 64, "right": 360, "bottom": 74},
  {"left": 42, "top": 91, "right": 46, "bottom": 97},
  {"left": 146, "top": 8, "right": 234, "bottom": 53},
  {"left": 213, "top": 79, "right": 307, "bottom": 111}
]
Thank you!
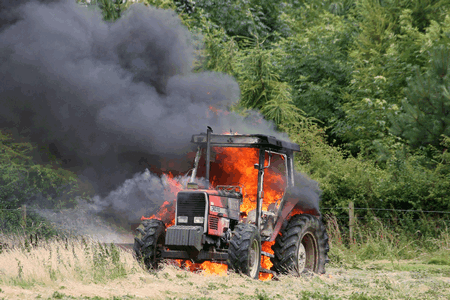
[
  {"left": 298, "top": 290, "right": 340, "bottom": 300},
  {"left": 428, "top": 257, "right": 450, "bottom": 266},
  {"left": 207, "top": 282, "right": 217, "bottom": 290},
  {"left": 348, "top": 292, "right": 387, "bottom": 300},
  {"left": 48, "top": 265, "right": 58, "bottom": 281},
  {"left": 325, "top": 212, "right": 450, "bottom": 268},
  {"left": 255, "top": 289, "right": 270, "bottom": 300},
  {"left": 50, "top": 291, "right": 66, "bottom": 299},
  {"left": 15, "top": 258, "right": 23, "bottom": 279}
]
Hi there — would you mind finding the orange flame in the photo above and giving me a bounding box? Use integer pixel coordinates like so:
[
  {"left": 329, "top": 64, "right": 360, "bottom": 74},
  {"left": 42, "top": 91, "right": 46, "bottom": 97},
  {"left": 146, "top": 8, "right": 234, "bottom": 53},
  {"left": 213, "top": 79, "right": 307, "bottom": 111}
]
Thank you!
[
  {"left": 178, "top": 260, "right": 228, "bottom": 276},
  {"left": 260, "top": 241, "right": 275, "bottom": 280},
  {"left": 208, "top": 105, "right": 230, "bottom": 116},
  {"left": 211, "top": 147, "right": 286, "bottom": 214},
  {"left": 141, "top": 173, "right": 182, "bottom": 227},
  {"left": 210, "top": 147, "right": 283, "bottom": 280},
  {"left": 141, "top": 200, "right": 175, "bottom": 227},
  {"left": 142, "top": 143, "right": 286, "bottom": 280}
]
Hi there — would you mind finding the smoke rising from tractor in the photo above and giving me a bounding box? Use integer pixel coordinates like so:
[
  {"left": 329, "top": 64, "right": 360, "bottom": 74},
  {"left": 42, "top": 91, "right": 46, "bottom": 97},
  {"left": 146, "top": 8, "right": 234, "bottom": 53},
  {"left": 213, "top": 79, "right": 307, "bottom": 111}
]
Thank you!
[{"left": 0, "top": 0, "right": 321, "bottom": 231}]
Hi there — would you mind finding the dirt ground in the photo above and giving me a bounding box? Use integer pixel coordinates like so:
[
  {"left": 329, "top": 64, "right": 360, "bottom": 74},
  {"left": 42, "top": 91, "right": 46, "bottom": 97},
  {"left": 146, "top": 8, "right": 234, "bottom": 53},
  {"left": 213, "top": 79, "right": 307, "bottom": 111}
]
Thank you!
[{"left": 1, "top": 258, "right": 450, "bottom": 300}]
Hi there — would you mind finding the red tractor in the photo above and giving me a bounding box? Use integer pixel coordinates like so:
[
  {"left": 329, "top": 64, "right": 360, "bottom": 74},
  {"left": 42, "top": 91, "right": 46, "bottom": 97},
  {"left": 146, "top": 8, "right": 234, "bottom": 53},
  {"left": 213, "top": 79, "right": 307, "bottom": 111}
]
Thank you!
[{"left": 133, "top": 127, "right": 329, "bottom": 278}]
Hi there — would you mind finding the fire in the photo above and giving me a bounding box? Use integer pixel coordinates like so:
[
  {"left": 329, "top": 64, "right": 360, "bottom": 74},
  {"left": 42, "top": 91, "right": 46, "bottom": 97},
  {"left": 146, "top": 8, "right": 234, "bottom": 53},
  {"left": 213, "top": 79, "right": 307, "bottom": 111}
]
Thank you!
[
  {"left": 141, "top": 200, "right": 175, "bottom": 227},
  {"left": 177, "top": 260, "right": 228, "bottom": 276},
  {"left": 208, "top": 105, "right": 230, "bottom": 117},
  {"left": 141, "top": 173, "right": 182, "bottom": 227},
  {"left": 210, "top": 147, "right": 285, "bottom": 215},
  {"left": 141, "top": 144, "right": 286, "bottom": 280},
  {"left": 210, "top": 147, "right": 284, "bottom": 280},
  {"left": 260, "top": 241, "right": 275, "bottom": 280}
]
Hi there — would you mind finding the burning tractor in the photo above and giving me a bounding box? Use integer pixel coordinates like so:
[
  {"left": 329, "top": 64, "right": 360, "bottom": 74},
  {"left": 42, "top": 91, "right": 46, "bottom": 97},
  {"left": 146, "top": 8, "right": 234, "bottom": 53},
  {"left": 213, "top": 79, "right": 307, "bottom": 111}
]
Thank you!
[{"left": 133, "top": 127, "right": 329, "bottom": 279}]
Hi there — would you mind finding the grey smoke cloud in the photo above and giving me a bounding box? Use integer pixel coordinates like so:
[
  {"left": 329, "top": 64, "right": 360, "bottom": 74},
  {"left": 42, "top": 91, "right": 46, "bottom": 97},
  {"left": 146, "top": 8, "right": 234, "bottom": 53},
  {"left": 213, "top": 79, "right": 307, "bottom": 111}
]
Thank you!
[
  {"left": 292, "top": 171, "right": 321, "bottom": 216},
  {"left": 0, "top": 0, "right": 283, "bottom": 195},
  {"left": 0, "top": 1, "right": 320, "bottom": 229}
]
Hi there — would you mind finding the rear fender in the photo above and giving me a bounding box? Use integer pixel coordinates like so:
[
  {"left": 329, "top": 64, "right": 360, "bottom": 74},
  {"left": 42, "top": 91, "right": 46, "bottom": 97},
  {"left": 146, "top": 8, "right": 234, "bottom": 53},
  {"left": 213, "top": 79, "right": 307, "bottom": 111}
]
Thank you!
[{"left": 268, "top": 186, "right": 320, "bottom": 241}]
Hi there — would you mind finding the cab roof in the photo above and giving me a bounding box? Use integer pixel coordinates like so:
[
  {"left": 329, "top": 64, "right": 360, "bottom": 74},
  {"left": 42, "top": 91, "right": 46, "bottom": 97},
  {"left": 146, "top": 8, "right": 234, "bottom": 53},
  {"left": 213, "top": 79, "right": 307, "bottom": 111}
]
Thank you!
[{"left": 191, "top": 133, "right": 300, "bottom": 154}]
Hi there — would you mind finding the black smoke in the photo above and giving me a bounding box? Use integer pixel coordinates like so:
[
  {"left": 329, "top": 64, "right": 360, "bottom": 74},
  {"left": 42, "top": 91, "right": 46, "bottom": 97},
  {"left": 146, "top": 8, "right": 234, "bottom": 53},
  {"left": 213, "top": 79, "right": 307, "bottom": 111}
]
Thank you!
[
  {"left": 0, "top": 1, "right": 319, "bottom": 229},
  {"left": 0, "top": 0, "right": 280, "bottom": 194}
]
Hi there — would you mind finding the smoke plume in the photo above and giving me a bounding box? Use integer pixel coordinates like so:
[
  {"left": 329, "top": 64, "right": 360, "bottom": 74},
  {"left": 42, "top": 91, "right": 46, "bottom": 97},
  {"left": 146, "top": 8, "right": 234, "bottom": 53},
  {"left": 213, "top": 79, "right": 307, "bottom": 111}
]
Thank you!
[{"left": 0, "top": 1, "right": 321, "bottom": 232}]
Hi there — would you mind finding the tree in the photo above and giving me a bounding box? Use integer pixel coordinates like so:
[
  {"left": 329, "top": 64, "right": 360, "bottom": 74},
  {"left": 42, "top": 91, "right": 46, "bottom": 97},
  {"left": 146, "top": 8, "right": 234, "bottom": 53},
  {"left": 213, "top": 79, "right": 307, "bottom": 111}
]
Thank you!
[
  {"left": 0, "top": 130, "right": 79, "bottom": 234},
  {"left": 191, "top": 0, "right": 288, "bottom": 44},
  {"left": 0, "top": 130, "right": 78, "bottom": 209},
  {"left": 337, "top": 0, "right": 450, "bottom": 156},
  {"left": 391, "top": 46, "right": 450, "bottom": 149},
  {"left": 234, "top": 37, "right": 307, "bottom": 127},
  {"left": 278, "top": 5, "right": 354, "bottom": 145},
  {"left": 78, "top": 0, "right": 132, "bottom": 21}
]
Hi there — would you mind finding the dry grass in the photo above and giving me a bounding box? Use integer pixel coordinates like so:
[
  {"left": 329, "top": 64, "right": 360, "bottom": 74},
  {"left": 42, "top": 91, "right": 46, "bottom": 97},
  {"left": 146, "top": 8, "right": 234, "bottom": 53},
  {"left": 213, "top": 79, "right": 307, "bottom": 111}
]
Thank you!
[
  {"left": 0, "top": 236, "right": 136, "bottom": 287},
  {"left": 1, "top": 236, "right": 450, "bottom": 300}
]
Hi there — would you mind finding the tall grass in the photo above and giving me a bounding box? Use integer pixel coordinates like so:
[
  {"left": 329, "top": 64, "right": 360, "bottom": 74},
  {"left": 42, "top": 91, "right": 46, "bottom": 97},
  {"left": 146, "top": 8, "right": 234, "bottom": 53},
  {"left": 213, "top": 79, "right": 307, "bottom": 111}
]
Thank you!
[
  {"left": 325, "top": 213, "right": 450, "bottom": 267},
  {"left": 1, "top": 214, "right": 449, "bottom": 290},
  {"left": 0, "top": 235, "right": 140, "bottom": 288}
]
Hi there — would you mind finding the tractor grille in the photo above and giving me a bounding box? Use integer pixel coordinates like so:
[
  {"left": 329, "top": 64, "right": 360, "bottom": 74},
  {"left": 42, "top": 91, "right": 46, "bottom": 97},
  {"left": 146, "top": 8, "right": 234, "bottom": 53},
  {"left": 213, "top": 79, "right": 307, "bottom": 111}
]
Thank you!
[
  {"left": 209, "top": 215, "right": 219, "bottom": 230},
  {"left": 177, "top": 192, "right": 207, "bottom": 226}
]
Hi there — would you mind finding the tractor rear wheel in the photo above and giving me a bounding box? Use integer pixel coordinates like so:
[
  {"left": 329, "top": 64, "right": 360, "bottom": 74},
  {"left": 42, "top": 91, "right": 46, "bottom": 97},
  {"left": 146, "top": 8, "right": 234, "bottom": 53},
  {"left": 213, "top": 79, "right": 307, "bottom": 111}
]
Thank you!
[
  {"left": 227, "top": 223, "right": 261, "bottom": 279},
  {"left": 271, "top": 214, "right": 329, "bottom": 275},
  {"left": 133, "top": 219, "right": 165, "bottom": 270}
]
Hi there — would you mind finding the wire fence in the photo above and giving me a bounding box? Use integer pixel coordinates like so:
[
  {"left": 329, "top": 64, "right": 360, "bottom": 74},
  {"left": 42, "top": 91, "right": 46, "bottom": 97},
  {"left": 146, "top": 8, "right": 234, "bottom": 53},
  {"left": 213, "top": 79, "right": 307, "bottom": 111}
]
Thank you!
[
  {"left": 1, "top": 206, "right": 449, "bottom": 213},
  {"left": 1, "top": 204, "right": 449, "bottom": 230},
  {"left": 321, "top": 207, "right": 450, "bottom": 214},
  {"left": 1, "top": 204, "right": 449, "bottom": 245}
]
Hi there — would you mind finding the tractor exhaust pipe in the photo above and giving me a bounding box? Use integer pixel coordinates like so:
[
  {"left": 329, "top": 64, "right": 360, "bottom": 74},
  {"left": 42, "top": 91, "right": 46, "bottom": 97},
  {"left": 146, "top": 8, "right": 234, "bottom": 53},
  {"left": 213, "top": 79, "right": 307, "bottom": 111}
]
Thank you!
[{"left": 206, "top": 126, "right": 213, "bottom": 187}]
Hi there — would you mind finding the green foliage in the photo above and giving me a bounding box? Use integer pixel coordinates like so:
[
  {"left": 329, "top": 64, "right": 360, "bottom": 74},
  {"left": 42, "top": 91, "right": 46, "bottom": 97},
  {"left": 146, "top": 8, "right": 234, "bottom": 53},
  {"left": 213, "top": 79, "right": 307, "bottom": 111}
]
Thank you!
[
  {"left": 0, "top": 130, "right": 77, "bottom": 207},
  {"left": 391, "top": 46, "right": 450, "bottom": 149},
  {"left": 78, "top": 0, "right": 129, "bottom": 21},
  {"left": 142, "top": 0, "right": 176, "bottom": 10},
  {"left": 0, "top": 130, "right": 78, "bottom": 234},
  {"left": 337, "top": 215, "right": 450, "bottom": 263},
  {"left": 377, "top": 147, "right": 450, "bottom": 212},
  {"left": 188, "top": 11, "right": 240, "bottom": 74},
  {"left": 283, "top": 119, "right": 450, "bottom": 216},
  {"left": 91, "top": 243, "right": 127, "bottom": 282},
  {"left": 298, "top": 290, "right": 339, "bottom": 300},
  {"left": 46, "top": 0, "right": 450, "bottom": 249},
  {"left": 235, "top": 37, "right": 307, "bottom": 127},
  {"left": 278, "top": 6, "right": 354, "bottom": 143},
  {"left": 191, "top": 0, "right": 288, "bottom": 43},
  {"left": 336, "top": 1, "right": 450, "bottom": 155}
]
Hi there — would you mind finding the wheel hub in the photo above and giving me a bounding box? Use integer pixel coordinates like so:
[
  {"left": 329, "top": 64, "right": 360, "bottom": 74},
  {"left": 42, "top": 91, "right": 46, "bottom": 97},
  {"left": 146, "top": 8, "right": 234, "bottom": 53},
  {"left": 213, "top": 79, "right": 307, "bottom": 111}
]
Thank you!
[
  {"left": 297, "top": 242, "right": 306, "bottom": 272},
  {"left": 297, "top": 232, "right": 318, "bottom": 274},
  {"left": 249, "top": 239, "right": 260, "bottom": 278}
]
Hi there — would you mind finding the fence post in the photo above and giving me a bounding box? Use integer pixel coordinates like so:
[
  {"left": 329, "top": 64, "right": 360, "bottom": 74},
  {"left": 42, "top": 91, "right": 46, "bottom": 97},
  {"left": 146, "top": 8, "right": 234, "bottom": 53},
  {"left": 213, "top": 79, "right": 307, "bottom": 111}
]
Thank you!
[
  {"left": 349, "top": 201, "right": 354, "bottom": 243},
  {"left": 21, "top": 205, "right": 27, "bottom": 228}
]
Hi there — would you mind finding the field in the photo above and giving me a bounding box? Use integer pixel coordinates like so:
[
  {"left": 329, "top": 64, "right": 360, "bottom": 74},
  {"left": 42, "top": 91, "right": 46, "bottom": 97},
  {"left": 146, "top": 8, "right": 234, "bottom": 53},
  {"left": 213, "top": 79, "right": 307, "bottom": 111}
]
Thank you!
[{"left": 1, "top": 233, "right": 450, "bottom": 300}]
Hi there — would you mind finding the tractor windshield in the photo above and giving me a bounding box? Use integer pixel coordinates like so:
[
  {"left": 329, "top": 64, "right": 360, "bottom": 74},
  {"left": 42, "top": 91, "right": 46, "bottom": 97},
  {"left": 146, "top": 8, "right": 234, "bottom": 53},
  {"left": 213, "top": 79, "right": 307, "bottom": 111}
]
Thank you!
[{"left": 189, "top": 146, "right": 287, "bottom": 212}]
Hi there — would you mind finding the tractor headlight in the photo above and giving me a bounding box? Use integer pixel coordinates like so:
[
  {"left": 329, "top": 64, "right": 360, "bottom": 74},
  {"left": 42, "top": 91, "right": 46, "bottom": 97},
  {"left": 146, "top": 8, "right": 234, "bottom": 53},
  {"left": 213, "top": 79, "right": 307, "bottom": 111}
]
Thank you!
[
  {"left": 194, "top": 217, "right": 204, "bottom": 224},
  {"left": 177, "top": 216, "right": 188, "bottom": 223}
]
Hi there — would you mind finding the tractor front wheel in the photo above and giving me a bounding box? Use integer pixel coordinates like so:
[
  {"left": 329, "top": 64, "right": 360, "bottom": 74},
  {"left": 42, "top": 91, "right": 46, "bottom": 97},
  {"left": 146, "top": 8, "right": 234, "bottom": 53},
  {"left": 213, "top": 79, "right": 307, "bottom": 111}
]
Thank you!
[
  {"left": 133, "top": 219, "right": 165, "bottom": 270},
  {"left": 227, "top": 223, "right": 261, "bottom": 279},
  {"left": 271, "top": 214, "right": 329, "bottom": 275}
]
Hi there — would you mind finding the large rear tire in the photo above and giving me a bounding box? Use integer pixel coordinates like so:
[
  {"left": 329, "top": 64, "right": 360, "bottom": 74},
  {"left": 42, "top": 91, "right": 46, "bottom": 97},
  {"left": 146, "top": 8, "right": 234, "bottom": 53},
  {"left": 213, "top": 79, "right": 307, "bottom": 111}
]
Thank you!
[
  {"left": 227, "top": 223, "right": 261, "bottom": 279},
  {"left": 271, "top": 214, "right": 329, "bottom": 275},
  {"left": 133, "top": 219, "right": 165, "bottom": 270}
]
